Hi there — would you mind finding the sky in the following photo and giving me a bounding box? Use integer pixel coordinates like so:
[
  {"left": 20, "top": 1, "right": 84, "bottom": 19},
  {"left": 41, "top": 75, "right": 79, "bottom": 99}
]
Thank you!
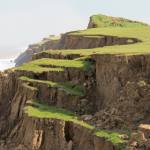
[{"left": 0, "top": 0, "right": 150, "bottom": 58}]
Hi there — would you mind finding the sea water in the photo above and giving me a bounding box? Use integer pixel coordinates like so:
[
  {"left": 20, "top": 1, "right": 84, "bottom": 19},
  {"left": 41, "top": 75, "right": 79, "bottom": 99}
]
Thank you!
[{"left": 0, "top": 58, "right": 16, "bottom": 71}]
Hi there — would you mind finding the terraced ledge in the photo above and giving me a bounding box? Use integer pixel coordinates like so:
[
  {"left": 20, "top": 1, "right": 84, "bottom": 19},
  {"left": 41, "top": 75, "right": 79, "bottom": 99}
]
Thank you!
[
  {"left": 20, "top": 76, "right": 85, "bottom": 96},
  {"left": 25, "top": 100, "right": 127, "bottom": 149},
  {"left": 22, "top": 82, "right": 38, "bottom": 91},
  {"left": 39, "top": 27, "right": 150, "bottom": 58},
  {"left": 16, "top": 58, "right": 92, "bottom": 73},
  {"left": 16, "top": 63, "right": 64, "bottom": 74},
  {"left": 67, "top": 33, "right": 140, "bottom": 44}
]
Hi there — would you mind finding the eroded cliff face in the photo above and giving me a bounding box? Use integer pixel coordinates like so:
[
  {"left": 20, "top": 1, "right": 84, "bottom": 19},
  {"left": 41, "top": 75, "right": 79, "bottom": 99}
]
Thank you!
[
  {"left": 56, "top": 34, "right": 140, "bottom": 49},
  {"left": 0, "top": 72, "right": 36, "bottom": 141},
  {"left": 1, "top": 22, "right": 150, "bottom": 150},
  {"left": 93, "top": 54, "right": 150, "bottom": 130},
  {"left": 33, "top": 51, "right": 150, "bottom": 131},
  {"left": 1, "top": 52, "right": 150, "bottom": 150},
  {"left": 0, "top": 52, "right": 150, "bottom": 150},
  {"left": 0, "top": 117, "right": 117, "bottom": 150},
  {"left": 0, "top": 69, "right": 119, "bottom": 150}
]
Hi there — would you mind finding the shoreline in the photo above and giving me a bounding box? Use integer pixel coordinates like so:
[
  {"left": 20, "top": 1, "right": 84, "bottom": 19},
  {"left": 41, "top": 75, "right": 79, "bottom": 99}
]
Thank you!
[{"left": 0, "top": 57, "right": 16, "bottom": 71}]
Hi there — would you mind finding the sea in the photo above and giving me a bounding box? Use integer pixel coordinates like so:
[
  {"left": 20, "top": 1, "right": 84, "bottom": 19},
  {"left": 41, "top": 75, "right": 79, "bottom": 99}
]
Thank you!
[
  {"left": 0, "top": 45, "right": 27, "bottom": 72},
  {"left": 0, "top": 58, "right": 16, "bottom": 71}
]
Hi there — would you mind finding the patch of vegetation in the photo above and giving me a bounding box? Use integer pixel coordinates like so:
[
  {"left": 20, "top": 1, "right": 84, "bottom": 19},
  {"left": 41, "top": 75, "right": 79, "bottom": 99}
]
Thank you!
[
  {"left": 74, "top": 56, "right": 92, "bottom": 61},
  {"left": 89, "top": 14, "right": 148, "bottom": 28},
  {"left": 70, "top": 26, "right": 150, "bottom": 41},
  {"left": 20, "top": 76, "right": 85, "bottom": 96},
  {"left": 41, "top": 26, "right": 150, "bottom": 57},
  {"left": 16, "top": 63, "right": 64, "bottom": 73},
  {"left": 95, "top": 130, "right": 127, "bottom": 149},
  {"left": 22, "top": 82, "right": 38, "bottom": 91},
  {"left": 25, "top": 100, "right": 127, "bottom": 148},
  {"left": 16, "top": 58, "right": 92, "bottom": 73}
]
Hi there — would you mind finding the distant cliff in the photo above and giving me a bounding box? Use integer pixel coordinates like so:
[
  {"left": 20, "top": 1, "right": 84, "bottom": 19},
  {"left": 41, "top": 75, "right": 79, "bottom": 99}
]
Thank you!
[{"left": 15, "top": 35, "right": 60, "bottom": 66}]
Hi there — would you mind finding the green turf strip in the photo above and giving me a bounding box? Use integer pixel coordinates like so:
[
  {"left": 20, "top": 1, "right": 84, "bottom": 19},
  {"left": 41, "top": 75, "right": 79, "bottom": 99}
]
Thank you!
[
  {"left": 16, "top": 58, "right": 92, "bottom": 73},
  {"left": 20, "top": 76, "right": 85, "bottom": 96}
]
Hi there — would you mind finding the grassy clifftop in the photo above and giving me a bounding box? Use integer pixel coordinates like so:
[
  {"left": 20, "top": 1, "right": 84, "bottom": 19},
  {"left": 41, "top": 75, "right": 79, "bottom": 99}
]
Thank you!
[{"left": 88, "top": 14, "right": 149, "bottom": 28}]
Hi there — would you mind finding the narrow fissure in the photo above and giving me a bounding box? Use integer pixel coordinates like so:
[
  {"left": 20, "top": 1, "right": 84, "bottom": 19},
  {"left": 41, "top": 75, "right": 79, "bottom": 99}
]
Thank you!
[{"left": 64, "top": 122, "right": 74, "bottom": 143}]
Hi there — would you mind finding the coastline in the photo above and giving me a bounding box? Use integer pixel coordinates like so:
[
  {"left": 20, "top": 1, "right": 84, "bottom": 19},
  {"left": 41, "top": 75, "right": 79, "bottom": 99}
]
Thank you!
[{"left": 0, "top": 57, "right": 16, "bottom": 71}]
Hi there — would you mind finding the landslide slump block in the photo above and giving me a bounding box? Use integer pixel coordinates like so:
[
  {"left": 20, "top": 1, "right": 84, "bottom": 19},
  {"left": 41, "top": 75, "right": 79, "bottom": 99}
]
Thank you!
[
  {"left": 19, "top": 76, "right": 97, "bottom": 115},
  {"left": 16, "top": 67, "right": 92, "bottom": 83}
]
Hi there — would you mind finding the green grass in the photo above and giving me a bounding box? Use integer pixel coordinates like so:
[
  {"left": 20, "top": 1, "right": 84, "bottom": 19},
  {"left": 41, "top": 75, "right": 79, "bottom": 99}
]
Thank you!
[
  {"left": 17, "top": 26, "right": 150, "bottom": 75},
  {"left": 25, "top": 100, "right": 127, "bottom": 148},
  {"left": 22, "top": 82, "right": 38, "bottom": 91},
  {"left": 16, "top": 58, "right": 92, "bottom": 73},
  {"left": 30, "top": 58, "right": 91, "bottom": 70},
  {"left": 95, "top": 131, "right": 126, "bottom": 149},
  {"left": 16, "top": 63, "right": 64, "bottom": 73},
  {"left": 70, "top": 27, "right": 150, "bottom": 41},
  {"left": 20, "top": 76, "right": 85, "bottom": 96},
  {"left": 40, "top": 27, "right": 150, "bottom": 57},
  {"left": 89, "top": 14, "right": 148, "bottom": 28}
]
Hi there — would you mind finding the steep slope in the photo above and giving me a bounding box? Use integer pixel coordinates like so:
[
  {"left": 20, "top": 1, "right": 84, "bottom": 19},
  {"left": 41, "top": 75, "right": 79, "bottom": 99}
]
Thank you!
[{"left": 0, "top": 14, "right": 150, "bottom": 150}]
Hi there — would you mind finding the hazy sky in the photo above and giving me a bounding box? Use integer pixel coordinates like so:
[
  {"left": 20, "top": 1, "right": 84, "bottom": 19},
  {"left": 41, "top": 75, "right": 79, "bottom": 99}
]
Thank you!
[{"left": 0, "top": 0, "right": 150, "bottom": 58}]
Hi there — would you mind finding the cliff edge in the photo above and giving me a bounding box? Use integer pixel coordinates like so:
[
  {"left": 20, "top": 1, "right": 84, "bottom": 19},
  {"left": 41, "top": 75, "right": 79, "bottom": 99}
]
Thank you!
[{"left": 0, "top": 14, "right": 150, "bottom": 150}]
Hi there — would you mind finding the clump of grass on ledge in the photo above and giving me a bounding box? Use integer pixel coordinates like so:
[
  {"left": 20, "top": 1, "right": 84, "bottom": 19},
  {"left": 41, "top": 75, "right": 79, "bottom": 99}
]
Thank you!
[
  {"left": 20, "top": 76, "right": 85, "bottom": 96},
  {"left": 22, "top": 82, "right": 38, "bottom": 91},
  {"left": 25, "top": 100, "right": 127, "bottom": 149},
  {"left": 16, "top": 63, "right": 64, "bottom": 73},
  {"left": 16, "top": 58, "right": 92, "bottom": 73},
  {"left": 95, "top": 130, "right": 127, "bottom": 149}
]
